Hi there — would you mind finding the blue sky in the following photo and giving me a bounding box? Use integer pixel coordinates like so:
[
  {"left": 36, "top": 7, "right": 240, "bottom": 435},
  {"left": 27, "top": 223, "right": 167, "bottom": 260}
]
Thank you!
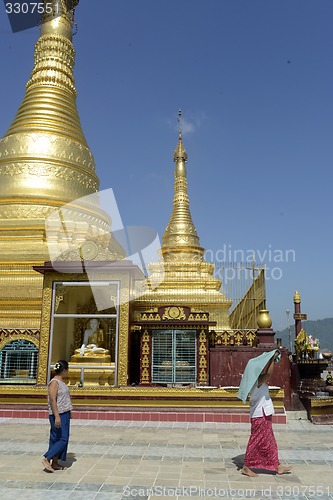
[{"left": 0, "top": 0, "right": 332, "bottom": 331}]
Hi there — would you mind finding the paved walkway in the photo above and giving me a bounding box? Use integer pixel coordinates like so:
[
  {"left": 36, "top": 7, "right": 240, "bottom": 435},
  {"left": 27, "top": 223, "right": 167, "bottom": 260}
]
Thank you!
[{"left": 0, "top": 417, "right": 332, "bottom": 499}]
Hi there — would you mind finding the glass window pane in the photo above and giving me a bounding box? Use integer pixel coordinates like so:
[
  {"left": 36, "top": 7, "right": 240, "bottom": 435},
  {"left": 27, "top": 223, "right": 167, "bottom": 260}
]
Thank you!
[
  {"left": 0, "top": 339, "right": 38, "bottom": 384},
  {"left": 151, "top": 330, "right": 197, "bottom": 385},
  {"left": 50, "top": 316, "right": 116, "bottom": 387},
  {"left": 54, "top": 282, "right": 118, "bottom": 315},
  {"left": 51, "top": 317, "right": 117, "bottom": 364},
  {"left": 175, "top": 330, "right": 196, "bottom": 383},
  {"left": 152, "top": 330, "right": 173, "bottom": 383},
  {"left": 49, "top": 281, "right": 120, "bottom": 387}
]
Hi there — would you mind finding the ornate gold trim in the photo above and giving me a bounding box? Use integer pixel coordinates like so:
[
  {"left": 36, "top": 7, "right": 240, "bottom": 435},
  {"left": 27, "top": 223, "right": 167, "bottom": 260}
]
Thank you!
[
  {"left": 140, "top": 328, "right": 151, "bottom": 385},
  {"left": 0, "top": 385, "right": 285, "bottom": 407},
  {"left": 198, "top": 329, "right": 208, "bottom": 385},
  {"left": 0, "top": 331, "right": 39, "bottom": 350},
  {"left": 162, "top": 306, "right": 186, "bottom": 321},
  {"left": 215, "top": 329, "right": 257, "bottom": 346}
]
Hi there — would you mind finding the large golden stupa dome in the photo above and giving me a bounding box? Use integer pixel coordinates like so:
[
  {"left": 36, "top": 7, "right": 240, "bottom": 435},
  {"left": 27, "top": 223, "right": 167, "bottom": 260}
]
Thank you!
[{"left": 0, "top": 1, "right": 122, "bottom": 327}]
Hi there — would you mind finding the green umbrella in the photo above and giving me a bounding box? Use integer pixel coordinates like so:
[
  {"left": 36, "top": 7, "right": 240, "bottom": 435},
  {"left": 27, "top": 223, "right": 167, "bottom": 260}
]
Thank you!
[{"left": 237, "top": 350, "right": 280, "bottom": 403}]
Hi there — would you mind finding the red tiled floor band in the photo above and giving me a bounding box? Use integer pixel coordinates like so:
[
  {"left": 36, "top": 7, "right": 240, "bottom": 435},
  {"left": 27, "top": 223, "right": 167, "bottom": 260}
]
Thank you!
[{"left": 0, "top": 409, "right": 287, "bottom": 423}]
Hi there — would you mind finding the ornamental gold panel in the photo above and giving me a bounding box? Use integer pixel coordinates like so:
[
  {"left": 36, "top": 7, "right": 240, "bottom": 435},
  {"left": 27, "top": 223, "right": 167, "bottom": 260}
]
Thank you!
[
  {"left": 142, "top": 342, "right": 149, "bottom": 354},
  {"left": 141, "top": 354, "right": 149, "bottom": 368},
  {"left": 199, "top": 357, "right": 207, "bottom": 368},
  {"left": 215, "top": 330, "right": 257, "bottom": 347},
  {"left": 141, "top": 368, "right": 150, "bottom": 384},
  {"left": 142, "top": 329, "right": 150, "bottom": 342},
  {"left": 199, "top": 343, "right": 206, "bottom": 355},
  {"left": 162, "top": 306, "right": 186, "bottom": 321},
  {"left": 197, "top": 329, "right": 208, "bottom": 386},
  {"left": 0, "top": 330, "right": 40, "bottom": 350},
  {"left": 117, "top": 301, "right": 130, "bottom": 386},
  {"left": 199, "top": 368, "right": 207, "bottom": 384},
  {"left": 140, "top": 328, "right": 151, "bottom": 385}
]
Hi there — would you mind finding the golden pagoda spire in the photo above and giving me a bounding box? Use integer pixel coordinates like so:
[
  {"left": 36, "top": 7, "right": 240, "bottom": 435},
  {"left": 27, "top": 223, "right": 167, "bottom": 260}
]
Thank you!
[
  {"left": 161, "top": 111, "right": 204, "bottom": 262},
  {"left": 134, "top": 111, "right": 232, "bottom": 332},
  {"left": 0, "top": 0, "right": 124, "bottom": 268},
  {"left": 6, "top": 1, "right": 86, "bottom": 145},
  {"left": 0, "top": 0, "right": 123, "bottom": 328},
  {"left": 0, "top": 0, "right": 98, "bottom": 210},
  {"left": 7, "top": 1, "right": 87, "bottom": 145}
]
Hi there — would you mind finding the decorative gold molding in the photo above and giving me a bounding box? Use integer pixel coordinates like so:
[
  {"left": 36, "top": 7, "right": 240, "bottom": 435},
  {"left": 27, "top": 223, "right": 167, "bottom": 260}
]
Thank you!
[
  {"left": 198, "top": 329, "right": 208, "bottom": 385},
  {"left": 140, "top": 329, "right": 150, "bottom": 384},
  {"left": 117, "top": 285, "right": 130, "bottom": 386},
  {"left": 0, "top": 384, "right": 284, "bottom": 397},
  {"left": 0, "top": 330, "right": 39, "bottom": 350},
  {"left": 215, "top": 329, "right": 257, "bottom": 347},
  {"left": 162, "top": 306, "right": 186, "bottom": 321},
  {"left": 139, "top": 306, "right": 211, "bottom": 324}
]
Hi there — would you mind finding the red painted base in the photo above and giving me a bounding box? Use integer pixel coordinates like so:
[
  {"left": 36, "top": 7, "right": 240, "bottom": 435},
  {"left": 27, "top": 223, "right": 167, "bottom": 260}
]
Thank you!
[{"left": 0, "top": 408, "right": 287, "bottom": 424}]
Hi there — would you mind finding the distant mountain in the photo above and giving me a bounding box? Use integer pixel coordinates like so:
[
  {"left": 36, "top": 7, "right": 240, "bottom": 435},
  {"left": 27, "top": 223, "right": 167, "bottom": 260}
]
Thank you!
[{"left": 276, "top": 317, "right": 333, "bottom": 353}]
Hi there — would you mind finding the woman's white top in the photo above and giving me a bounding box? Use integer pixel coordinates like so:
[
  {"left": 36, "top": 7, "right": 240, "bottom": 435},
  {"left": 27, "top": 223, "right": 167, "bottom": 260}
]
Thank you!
[
  {"left": 48, "top": 378, "right": 73, "bottom": 415},
  {"left": 249, "top": 382, "right": 274, "bottom": 418}
]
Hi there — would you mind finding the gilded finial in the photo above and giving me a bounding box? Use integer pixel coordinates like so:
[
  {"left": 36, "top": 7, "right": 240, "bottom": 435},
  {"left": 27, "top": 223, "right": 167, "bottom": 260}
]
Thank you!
[
  {"left": 294, "top": 291, "right": 301, "bottom": 303},
  {"left": 173, "top": 110, "right": 188, "bottom": 162},
  {"left": 40, "top": 0, "right": 79, "bottom": 39},
  {"left": 178, "top": 109, "right": 182, "bottom": 139}
]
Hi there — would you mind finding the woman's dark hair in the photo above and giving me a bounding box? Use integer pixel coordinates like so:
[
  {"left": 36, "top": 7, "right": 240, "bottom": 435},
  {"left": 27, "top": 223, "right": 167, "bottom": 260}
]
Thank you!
[{"left": 54, "top": 360, "right": 69, "bottom": 374}]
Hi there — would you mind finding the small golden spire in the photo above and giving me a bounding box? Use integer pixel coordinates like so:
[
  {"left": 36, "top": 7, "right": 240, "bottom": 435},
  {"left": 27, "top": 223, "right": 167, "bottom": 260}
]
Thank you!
[
  {"left": 141, "top": 111, "right": 232, "bottom": 331},
  {"left": 162, "top": 111, "right": 203, "bottom": 260},
  {"left": 140, "top": 111, "right": 231, "bottom": 331},
  {"left": 294, "top": 291, "right": 301, "bottom": 303},
  {"left": 173, "top": 110, "right": 188, "bottom": 163}
]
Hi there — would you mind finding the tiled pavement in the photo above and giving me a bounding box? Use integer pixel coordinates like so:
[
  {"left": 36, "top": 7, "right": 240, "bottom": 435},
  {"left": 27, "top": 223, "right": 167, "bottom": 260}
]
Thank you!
[{"left": 0, "top": 417, "right": 332, "bottom": 499}]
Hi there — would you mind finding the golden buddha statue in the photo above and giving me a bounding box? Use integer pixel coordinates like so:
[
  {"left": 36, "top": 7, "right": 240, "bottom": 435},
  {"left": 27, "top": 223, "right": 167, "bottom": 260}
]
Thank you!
[{"left": 71, "top": 318, "right": 111, "bottom": 363}]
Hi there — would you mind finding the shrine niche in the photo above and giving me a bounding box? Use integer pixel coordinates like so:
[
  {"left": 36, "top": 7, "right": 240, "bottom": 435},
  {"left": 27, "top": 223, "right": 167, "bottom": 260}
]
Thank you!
[
  {"left": 34, "top": 261, "right": 143, "bottom": 388},
  {"left": 133, "top": 306, "right": 215, "bottom": 386}
]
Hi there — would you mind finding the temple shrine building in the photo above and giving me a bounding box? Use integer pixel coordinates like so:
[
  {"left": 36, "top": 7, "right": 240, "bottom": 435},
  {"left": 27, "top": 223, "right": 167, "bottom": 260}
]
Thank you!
[{"left": 2, "top": 1, "right": 331, "bottom": 423}]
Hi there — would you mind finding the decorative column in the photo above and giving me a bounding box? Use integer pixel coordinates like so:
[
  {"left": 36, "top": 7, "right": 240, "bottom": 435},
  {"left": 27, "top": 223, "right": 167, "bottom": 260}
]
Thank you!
[
  {"left": 140, "top": 329, "right": 151, "bottom": 385},
  {"left": 197, "top": 329, "right": 209, "bottom": 385},
  {"left": 293, "top": 291, "right": 306, "bottom": 337}
]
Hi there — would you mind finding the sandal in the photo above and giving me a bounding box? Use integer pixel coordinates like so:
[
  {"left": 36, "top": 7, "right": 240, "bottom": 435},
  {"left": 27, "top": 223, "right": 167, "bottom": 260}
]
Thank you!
[{"left": 42, "top": 457, "right": 54, "bottom": 473}]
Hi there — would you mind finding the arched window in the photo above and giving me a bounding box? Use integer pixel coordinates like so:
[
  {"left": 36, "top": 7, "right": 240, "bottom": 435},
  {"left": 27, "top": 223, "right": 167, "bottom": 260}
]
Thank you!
[{"left": 0, "top": 339, "right": 38, "bottom": 384}]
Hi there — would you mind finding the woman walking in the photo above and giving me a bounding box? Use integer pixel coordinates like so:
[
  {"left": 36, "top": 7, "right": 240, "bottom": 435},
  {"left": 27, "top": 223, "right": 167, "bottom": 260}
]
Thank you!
[
  {"left": 42, "top": 360, "right": 73, "bottom": 472},
  {"left": 238, "top": 350, "right": 292, "bottom": 477}
]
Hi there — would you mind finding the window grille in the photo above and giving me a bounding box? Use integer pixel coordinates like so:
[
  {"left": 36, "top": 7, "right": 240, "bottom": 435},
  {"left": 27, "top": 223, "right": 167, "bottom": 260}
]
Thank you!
[
  {"left": 152, "top": 330, "right": 196, "bottom": 385},
  {"left": 0, "top": 339, "right": 38, "bottom": 384}
]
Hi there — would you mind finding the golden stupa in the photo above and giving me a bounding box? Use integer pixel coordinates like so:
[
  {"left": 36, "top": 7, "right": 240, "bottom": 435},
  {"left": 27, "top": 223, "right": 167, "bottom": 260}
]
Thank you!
[
  {"left": 0, "top": 0, "right": 123, "bottom": 331},
  {"left": 0, "top": 1, "right": 273, "bottom": 412},
  {"left": 133, "top": 113, "right": 232, "bottom": 333}
]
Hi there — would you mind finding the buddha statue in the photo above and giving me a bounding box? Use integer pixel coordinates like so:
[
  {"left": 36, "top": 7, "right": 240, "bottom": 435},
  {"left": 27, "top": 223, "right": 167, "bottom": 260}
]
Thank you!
[{"left": 71, "top": 318, "right": 111, "bottom": 363}]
